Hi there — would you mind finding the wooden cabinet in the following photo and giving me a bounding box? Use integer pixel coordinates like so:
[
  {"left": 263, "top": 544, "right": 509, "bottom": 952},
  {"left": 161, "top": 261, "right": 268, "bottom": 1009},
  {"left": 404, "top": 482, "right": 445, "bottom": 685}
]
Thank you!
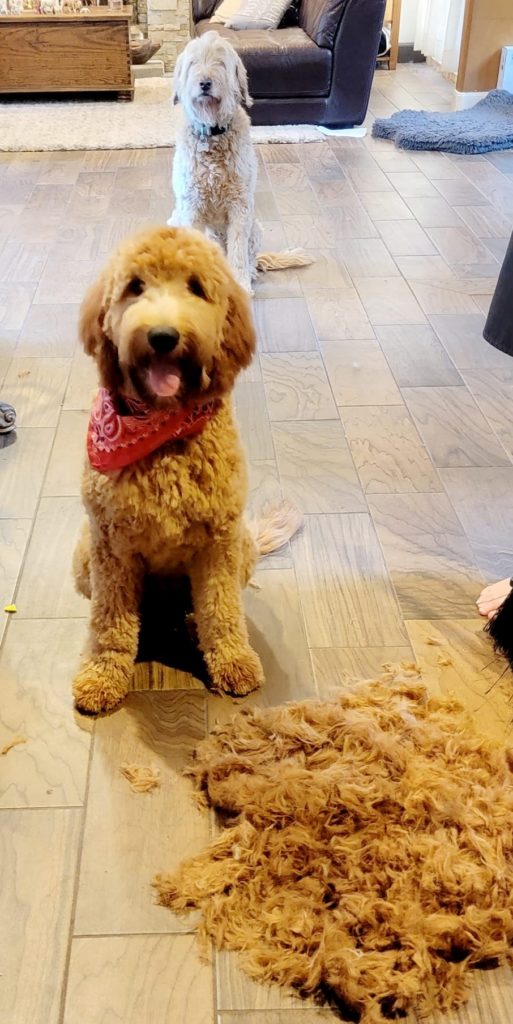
[{"left": 0, "top": 7, "right": 133, "bottom": 99}]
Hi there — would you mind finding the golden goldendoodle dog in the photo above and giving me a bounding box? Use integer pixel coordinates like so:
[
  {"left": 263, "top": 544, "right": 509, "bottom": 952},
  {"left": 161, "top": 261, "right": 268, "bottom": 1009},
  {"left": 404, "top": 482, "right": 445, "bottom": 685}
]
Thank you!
[
  {"left": 72, "top": 225, "right": 297, "bottom": 715},
  {"left": 169, "top": 31, "right": 312, "bottom": 293}
]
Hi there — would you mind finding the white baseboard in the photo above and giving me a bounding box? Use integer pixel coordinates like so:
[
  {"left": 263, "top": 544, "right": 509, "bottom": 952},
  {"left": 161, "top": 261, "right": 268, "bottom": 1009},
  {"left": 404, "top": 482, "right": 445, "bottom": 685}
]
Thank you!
[
  {"left": 453, "top": 89, "right": 488, "bottom": 110},
  {"left": 317, "top": 125, "right": 367, "bottom": 138}
]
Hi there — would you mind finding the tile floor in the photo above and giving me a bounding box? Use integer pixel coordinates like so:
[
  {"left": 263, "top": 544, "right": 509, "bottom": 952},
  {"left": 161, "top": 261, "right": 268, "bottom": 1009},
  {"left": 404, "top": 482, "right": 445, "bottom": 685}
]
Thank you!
[{"left": 1, "top": 64, "right": 513, "bottom": 1023}]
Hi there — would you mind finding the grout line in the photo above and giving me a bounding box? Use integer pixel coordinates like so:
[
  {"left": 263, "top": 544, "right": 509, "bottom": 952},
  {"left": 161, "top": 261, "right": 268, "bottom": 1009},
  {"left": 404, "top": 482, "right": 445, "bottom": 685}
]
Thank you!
[{"left": 57, "top": 725, "right": 96, "bottom": 1024}]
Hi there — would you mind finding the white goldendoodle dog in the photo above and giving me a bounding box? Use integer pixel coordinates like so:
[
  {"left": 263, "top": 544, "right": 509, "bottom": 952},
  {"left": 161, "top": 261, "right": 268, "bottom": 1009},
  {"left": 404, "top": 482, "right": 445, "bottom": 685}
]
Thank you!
[{"left": 168, "top": 31, "right": 312, "bottom": 293}]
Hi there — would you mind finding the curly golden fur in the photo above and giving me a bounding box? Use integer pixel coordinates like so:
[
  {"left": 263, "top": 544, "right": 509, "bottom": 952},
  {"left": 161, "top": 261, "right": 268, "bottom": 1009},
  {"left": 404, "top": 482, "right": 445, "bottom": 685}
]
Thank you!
[
  {"left": 155, "top": 674, "right": 513, "bottom": 1023},
  {"left": 72, "top": 226, "right": 265, "bottom": 714}
]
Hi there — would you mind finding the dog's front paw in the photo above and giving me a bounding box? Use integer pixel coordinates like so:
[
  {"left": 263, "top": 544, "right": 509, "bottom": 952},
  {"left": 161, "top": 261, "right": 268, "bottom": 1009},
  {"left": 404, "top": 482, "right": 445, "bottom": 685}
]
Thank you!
[
  {"left": 73, "top": 655, "right": 132, "bottom": 715},
  {"left": 208, "top": 645, "right": 264, "bottom": 697}
]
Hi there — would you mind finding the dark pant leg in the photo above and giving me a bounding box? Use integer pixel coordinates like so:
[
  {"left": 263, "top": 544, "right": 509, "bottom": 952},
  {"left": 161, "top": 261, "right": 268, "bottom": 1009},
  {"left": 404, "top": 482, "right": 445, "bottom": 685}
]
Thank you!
[{"left": 484, "top": 230, "right": 513, "bottom": 356}]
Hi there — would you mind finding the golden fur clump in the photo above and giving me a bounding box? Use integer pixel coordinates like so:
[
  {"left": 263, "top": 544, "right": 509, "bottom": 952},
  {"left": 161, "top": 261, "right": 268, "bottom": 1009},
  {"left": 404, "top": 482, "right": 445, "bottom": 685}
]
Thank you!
[
  {"left": 155, "top": 674, "right": 513, "bottom": 1023},
  {"left": 72, "top": 226, "right": 266, "bottom": 715}
]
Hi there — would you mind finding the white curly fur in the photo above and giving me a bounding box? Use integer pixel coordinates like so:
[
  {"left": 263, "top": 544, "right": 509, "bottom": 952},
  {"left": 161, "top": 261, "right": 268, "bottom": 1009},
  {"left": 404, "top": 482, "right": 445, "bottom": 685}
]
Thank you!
[
  {"left": 169, "top": 32, "right": 258, "bottom": 293},
  {"left": 168, "top": 31, "right": 313, "bottom": 293}
]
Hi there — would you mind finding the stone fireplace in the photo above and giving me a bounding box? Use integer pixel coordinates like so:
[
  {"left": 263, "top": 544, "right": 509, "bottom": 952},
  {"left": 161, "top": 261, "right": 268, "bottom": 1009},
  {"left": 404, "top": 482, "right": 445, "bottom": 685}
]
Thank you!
[{"left": 137, "top": 0, "right": 191, "bottom": 72}]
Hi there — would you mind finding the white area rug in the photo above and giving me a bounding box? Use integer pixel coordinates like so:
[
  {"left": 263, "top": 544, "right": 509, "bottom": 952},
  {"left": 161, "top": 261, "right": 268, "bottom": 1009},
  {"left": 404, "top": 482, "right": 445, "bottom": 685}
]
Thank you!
[{"left": 0, "top": 78, "right": 356, "bottom": 152}]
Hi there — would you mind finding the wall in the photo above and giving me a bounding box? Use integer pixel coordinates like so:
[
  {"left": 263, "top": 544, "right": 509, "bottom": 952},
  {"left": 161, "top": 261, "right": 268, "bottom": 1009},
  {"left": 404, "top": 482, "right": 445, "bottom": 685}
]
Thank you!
[
  {"left": 399, "top": 0, "right": 417, "bottom": 44},
  {"left": 457, "top": 0, "right": 513, "bottom": 91},
  {"left": 147, "top": 0, "right": 190, "bottom": 71}
]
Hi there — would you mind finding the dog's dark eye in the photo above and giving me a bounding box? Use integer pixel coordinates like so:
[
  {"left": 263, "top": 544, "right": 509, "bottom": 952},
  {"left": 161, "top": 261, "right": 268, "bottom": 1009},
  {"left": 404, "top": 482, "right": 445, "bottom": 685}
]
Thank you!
[
  {"left": 187, "top": 275, "right": 209, "bottom": 301},
  {"left": 126, "top": 277, "right": 145, "bottom": 297}
]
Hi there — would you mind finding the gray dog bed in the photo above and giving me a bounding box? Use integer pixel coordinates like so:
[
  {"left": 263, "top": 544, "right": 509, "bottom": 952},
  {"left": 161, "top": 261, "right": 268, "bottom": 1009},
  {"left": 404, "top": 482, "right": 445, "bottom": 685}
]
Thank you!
[{"left": 372, "top": 89, "right": 513, "bottom": 154}]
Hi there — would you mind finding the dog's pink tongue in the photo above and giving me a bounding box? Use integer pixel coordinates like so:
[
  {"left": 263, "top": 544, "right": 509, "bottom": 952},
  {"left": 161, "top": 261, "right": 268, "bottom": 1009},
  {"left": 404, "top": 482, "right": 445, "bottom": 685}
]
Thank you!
[{"left": 148, "top": 365, "right": 182, "bottom": 398}]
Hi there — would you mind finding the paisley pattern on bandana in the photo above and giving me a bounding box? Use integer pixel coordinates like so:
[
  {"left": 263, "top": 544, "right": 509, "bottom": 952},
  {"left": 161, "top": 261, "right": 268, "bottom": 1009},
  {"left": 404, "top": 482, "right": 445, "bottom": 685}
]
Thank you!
[{"left": 87, "top": 388, "right": 217, "bottom": 473}]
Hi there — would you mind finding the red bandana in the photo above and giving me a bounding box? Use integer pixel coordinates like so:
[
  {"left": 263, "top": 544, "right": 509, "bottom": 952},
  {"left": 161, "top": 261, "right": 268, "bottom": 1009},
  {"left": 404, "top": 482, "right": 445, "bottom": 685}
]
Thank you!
[{"left": 87, "top": 387, "right": 217, "bottom": 473}]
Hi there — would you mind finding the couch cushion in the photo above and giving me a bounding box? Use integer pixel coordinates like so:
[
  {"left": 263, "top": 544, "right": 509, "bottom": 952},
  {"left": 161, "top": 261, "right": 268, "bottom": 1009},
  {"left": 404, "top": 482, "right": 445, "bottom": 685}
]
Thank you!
[
  {"left": 194, "top": 22, "right": 332, "bottom": 98},
  {"left": 299, "top": 0, "right": 347, "bottom": 48}
]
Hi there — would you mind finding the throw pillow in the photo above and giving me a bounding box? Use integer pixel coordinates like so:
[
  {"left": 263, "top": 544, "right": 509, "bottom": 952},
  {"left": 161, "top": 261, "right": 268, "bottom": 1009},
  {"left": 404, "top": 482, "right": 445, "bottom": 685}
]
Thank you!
[
  {"left": 211, "top": 0, "right": 242, "bottom": 23},
  {"left": 226, "top": 0, "right": 291, "bottom": 29}
]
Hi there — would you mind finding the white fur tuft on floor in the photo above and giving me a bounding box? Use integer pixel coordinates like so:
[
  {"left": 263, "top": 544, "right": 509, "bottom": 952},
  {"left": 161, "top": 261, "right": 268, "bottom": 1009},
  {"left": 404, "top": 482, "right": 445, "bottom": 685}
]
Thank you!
[{"left": 0, "top": 78, "right": 348, "bottom": 152}]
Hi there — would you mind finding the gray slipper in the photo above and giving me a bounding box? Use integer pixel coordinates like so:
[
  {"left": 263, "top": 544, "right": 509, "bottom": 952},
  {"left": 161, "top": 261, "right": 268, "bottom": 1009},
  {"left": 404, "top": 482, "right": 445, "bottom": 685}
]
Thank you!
[{"left": 0, "top": 402, "right": 16, "bottom": 434}]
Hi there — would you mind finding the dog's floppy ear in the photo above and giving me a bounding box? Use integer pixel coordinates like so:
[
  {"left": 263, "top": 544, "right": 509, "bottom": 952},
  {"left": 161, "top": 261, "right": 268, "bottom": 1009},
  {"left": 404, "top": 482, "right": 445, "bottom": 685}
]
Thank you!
[
  {"left": 173, "top": 49, "right": 185, "bottom": 106},
  {"left": 79, "top": 273, "right": 123, "bottom": 394},
  {"left": 234, "top": 53, "right": 252, "bottom": 108},
  {"left": 215, "top": 279, "right": 256, "bottom": 391}
]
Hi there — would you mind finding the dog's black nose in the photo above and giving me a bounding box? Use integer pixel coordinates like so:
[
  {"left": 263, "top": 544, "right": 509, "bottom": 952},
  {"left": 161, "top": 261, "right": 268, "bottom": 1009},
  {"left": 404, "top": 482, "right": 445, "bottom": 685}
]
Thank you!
[
  {"left": 148, "top": 327, "right": 180, "bottom": 354},
  {"left": 200, "top": 79, "right": 212, "bottom": 94}
]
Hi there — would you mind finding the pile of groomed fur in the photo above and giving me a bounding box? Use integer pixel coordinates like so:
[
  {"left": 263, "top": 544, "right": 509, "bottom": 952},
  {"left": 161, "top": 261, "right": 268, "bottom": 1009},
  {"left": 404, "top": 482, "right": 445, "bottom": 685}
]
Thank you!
[{"left": 154, "top": 674, "right": 513, "bottom": 1023}]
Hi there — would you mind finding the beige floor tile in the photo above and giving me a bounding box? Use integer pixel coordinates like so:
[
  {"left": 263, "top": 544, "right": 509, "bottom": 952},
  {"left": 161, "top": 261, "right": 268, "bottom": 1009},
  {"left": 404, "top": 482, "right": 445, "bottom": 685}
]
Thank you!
[
  {"left": 462, "top": 367, "right": 513, "bottom": 459},
  {"left": 219, "top": 1013, "right": 333, "bottom": 1023},
  {"left": 0, "top": 808, "right": 81, "bottom": 1024},
  {"left": 345, "top": 156, "right": 394, "bottom": 193},
  {"left": 440, "top": 466, "right": 513, "bottom": 579},
  {"left": 301, "top": 143, "right": 345, "bottom": 182},
  {"left": 63, "top": 345, "right": 98, "bottom": 410},
  {"left": 43, "top": 411, "right": 87, "bottom": 497},
  {"left": 377, "top": 219, "right": 437, "bottom": 256},
  {"left": 63, "top": 935, "right": 213, "bottom": 1024},
  {"left": 15, "top": 496, "right": 87, "bottom": 619},
  {"left": 247, "top": 460, "right": 291, "bottom": 569},
  {"left": 403, "top": 385, "right": 510, "bottom": 468},
  {"left": 217, "top": 952, "right": 304, "bottom": 1012},
  {"left": 409, "top": 151, "right": 463, "bottom": 179},
  {"left": 253, "top": 267, "right": 302, "bottom": 300},
  {"left": 208, "top": 567, "right": 316, "bottom": 730},
  {"left": 0, "top": 428, "right": 53, "bottom": 517},
  {"left": 409, "top": 281, "right": 480, "bottom": 316},
  {"left": 353, "top": 276, "right": 427, "bottom": 326},
  {"left": 3, "top": 357, "right": 70, "bottom": 428},
  {"left": 386, "top": 172, "right": 439, "bottom": 199},
  {"left": 373, "top": 151, "right": 418, "bottom": 173},
  {"left": 261, "top": 352, "right": 337, "bottom": 421},
  {"left": 429, "top": 314, "right": 512, "bottom": 370},
  {"left": 311, "top": 645, "right": 414, "bottom": 696},
  {"left": 272, "top": 420, "right": 365, "bottom": 513},
  {"left": 33, "top": 258, "right": 98, "bottom": 304},
  {"left": 321, "top": 339, "right": 402, "bottom": 406},
  {"left": 261, "top": 143, "right": 301, "bottom": 164},
  {"left": 254, "top": 296, "right": 317, "bottom": 353},
  {"left": 75, "top": 691, "right": 208, "bottom": 934},
  {"left": 335, "top": 237, "right": 400, "bottom": 278},
  {"left": 0, "top": 518, "right": 31, "bottom": 643},
  {"left": 433, "top": 178, "right": 487, "bottom": 206},
  {"left": 453, "top": 203, "right": 512, "bottom": 239},
  {"left": 298, "top": 248, "right": 353, "bottom": 292},
  {"left": 0, "top": 618, "right": 91, "bottom": 807},
  {"left": 405, "top": 196, "right": 463, "bottom": 227},
  {"left": 274, "top": 187, "right": 320, "bottom": 217},
  {"left": 318, "top": 200, "right": 380, "bottom": 241},
  {"left": 359, "top": 190, "right": 415, "bottom": 221},
  {"left": 266, "top": 162, "right": 312, "bottom": 192},
  {"left": 427, "top": 225, "right": 496, "bottom": 266},
  {"left": 292, "top": 513, "right": 407, "bottom": 647},
  {"left": 281, "top": 214, "right": 333, "bottom": 249},
  {"left": 375, "top": 324, "right": 462, "bottom": 387},
  {"left": 406, "top": 620, "right": 513, "bottom": 744},
  {"left": 0, "top": 241, "right": 49, "bottom": 283},
  {"left": 15, "top": 302, "right": 79, "bottom": 358},
  {"left": 234, "top": 381, "right": 274, "bottom": 460},
  {"left": 369, "top": 491, "right": 482, "bottom": 618},
  {"left": 341, "top": 404, "right": 441, "bottom": 494},
  {"left": 255, "top": 190, "right": 280, "bottom": 220},
  {"left": 0, "top": 283, "right": 35, "bottom": 331},
  {"left": 306, "top": 287, "right": 374, "bottom": 341}
]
